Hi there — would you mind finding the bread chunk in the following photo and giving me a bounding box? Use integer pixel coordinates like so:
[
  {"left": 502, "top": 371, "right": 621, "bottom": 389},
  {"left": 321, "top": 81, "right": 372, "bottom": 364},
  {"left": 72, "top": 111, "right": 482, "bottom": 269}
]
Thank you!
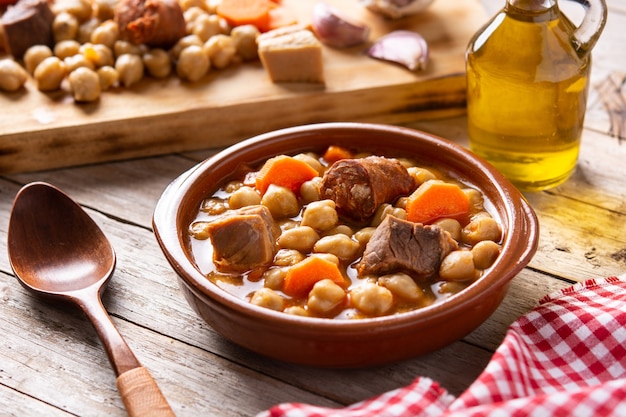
[{"left": 257, "top": 26, "right": 324, "bottom": 84}]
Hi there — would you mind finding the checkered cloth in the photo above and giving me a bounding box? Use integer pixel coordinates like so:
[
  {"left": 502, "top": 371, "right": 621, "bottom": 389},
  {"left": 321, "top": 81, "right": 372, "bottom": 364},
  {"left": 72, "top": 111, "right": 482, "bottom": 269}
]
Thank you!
[{"left": 258, "top": 276, "right": 626, "bottom": 417}]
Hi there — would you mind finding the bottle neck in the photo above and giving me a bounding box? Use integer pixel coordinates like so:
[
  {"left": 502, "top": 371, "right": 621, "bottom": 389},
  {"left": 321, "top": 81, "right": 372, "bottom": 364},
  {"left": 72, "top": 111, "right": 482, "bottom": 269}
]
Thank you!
[{"left": 505, "top": 0, "right": 557, "bottom": 12}]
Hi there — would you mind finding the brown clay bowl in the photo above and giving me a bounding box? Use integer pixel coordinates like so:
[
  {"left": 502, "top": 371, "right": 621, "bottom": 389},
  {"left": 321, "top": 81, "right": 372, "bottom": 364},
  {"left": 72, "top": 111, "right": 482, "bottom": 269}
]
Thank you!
[{"left": 153, "top": 122, "right": 539, "bottom": 368}]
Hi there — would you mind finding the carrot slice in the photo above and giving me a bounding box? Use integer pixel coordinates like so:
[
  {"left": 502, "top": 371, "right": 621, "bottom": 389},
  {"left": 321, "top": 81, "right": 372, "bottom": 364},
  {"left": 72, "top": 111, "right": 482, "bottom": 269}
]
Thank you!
[
  {"left": 323, "top": 145, "right": 353, "bottom": 164},
  {"left": 255, "top": 155, "right": 319, "bottom": 195},
  {"left": 265, "top": 3, "right": 298, "bottom": 31},
  {"left": 405, "top": 180, "right": 470, "bottom": 224},
  {"left": 216, "top": 0, "right": 272, "bottom": 29},
  {"left": 283, "top": 256, "right": 345, "bottom": 298}
]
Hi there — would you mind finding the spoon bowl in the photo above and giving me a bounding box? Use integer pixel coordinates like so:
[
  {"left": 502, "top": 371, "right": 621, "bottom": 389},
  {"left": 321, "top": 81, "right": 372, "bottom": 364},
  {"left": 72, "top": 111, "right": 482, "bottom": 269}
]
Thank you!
[{"left": 8, "top": 182, "right": 175, "bottom": 417}]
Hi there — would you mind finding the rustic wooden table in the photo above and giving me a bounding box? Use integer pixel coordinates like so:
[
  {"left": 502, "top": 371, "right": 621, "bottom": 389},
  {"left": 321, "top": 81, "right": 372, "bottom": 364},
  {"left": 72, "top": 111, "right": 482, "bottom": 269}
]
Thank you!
[{"left": 1, "top": 1, "right": 626, "bottom": 416}]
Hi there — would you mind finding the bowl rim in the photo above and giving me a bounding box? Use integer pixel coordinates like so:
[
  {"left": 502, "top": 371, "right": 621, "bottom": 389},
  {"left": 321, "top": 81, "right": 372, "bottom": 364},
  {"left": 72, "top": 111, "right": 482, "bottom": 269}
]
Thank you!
[{"left": 153, "top": 122, "right": 539, "bottom": 332}]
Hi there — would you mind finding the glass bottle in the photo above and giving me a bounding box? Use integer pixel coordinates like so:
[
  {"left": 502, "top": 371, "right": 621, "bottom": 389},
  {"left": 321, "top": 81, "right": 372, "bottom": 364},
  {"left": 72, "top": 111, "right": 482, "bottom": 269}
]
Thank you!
[{"left": 466, "top": 0, "right": 607, "bottom": 191}]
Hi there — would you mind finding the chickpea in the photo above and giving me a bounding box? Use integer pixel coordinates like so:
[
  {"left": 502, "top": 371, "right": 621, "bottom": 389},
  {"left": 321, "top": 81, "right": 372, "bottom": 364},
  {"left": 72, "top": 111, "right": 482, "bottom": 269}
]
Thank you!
[
  {"left": 93, "top": 0, "right": 117, "bottom": 20},
  {"left": 307, "top": 279, "right": 346, "bottom": 314},
  {"left": 189, "top": 221, "right": 210, "bottom": 239},
  {"left": 0, "top": 59, "right": 28, "bottom": 92},
  {"left": 77, "top": 18, "right": 101, "bottom": 44},
  {"left": 192, "top": 13, "right": 223, "bottom": 42},
  {"left": 462, "top": 215, "right": 502, "bottom": 245},
  {"left": 203, "top": 34, "right": 237, "bottom": 69},
  {"left": 114, "top": 40, "right": 145, "bottom": 57},
  {"left": 433, "top": 218, "right": 462, "bottom": 241},
  {"left": 371, "top": 203, "right": 406, "bottom": 227},
  {"left": 354, "top": 227, "right": 376, "bottom": 248},
  {"left": 53, "top": 11, "right": 79, "bottom": 43},
  {"left": 64, "top": 54, "right": 95, "bottom": 73},
  {"left": 34, "top": 56, "right": 67, "bottom": 91},
  {"left": 471, "top": 240, "right": 501, "bottom": 270},
  {"left": 310, "top": 253, "right": 340, "bottom": 266},
  {"left": 91, "top": 20, "right": 119, "bottom": 49},
  {"left": 23, "top": 45, "right": 53, "bottom": 74},
  {"left": 274, "top": 249, "right": 304, "bottom": 267},
  {"left": 228, "top": 186, "right": 261, "bottom": 209},
  {"left": 179, "top": 0, "right": 206, "bottom": 11},
  {"left": 284, "top": 306, "right": 309, "bottom": 316},
  {"left": 250, "top": 288, "right": 284, "bottom": 311},
  {"left": 407, "top": 166, "right": 438, "bottom": 186},
  {"left": 293, "top": 152, "right": 324, "bottom": 175},
  {"left": 439, "top": 250, "right": 477, "bottom": 282},
  {"left": 54, "top": 40, "right": 81, "bottom": 60},
  {"left": 97, "top": 66, "right": 118, "bottom": 90},
  {"left": 464, "top": 188, "right": 484, "bottom": 211},
  {"left": 176, "top": 45, "right": 210, "bottom": 82},
  {"left": 263, "top": 267, "right": 287, "bottom": 290},
  {"left": 313, "top": 234, "right": 360, "bottom": 262},
  {"left": 201, "top": 197, "right": 227, "bottom": 215},
  {"left": 170, "top": 34, "right": 203, "bottom": 60},
  {"left": 278, "top": 226, "right": 320, "bottom": 252},
  {"left": 325, "top": 224, "right": 353, "bottom": 237},
  {"left": 301, "top": 200, "right": 338, "bottom": 231},
  {"left": 183, "top": 6, "right": 205, "bottom": 26},
  {"left": 205, "top": 0, "right": 222, "bottom": 14},
  {"left": 53, "top": 0, "right": 93, "bottom": 22},
  {"left": 143, "top": 48, "right": 172, "bottom": 78},
  {"left": 379, "top": 273, "right": 423, "bottom": 301},
  {"left": 261, "top": 184, "right": 300, "bottom": 219},
  {"left": 68, "top": 67, "right": 101, "bottom": 102},
  {"left": 115, "top": 53, "right": 144, "bottom": 87},
  {"left": 82, "top": 43, "right": 114, "bottom": 67},
  {"left": 300, "top": 177, "right": 322, "bottom": 204},
  {"left": 350, "top": 283, "right": 393, "bottom": 316}
]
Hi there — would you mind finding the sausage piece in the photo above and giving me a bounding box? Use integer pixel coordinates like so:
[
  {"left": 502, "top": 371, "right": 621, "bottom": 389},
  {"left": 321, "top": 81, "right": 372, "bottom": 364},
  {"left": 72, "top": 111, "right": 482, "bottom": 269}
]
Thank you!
[
  {"left": 319, "top": 156, "right": 415, "bottom": 223},
  {"left": 115, "top": 0, "right": 186, "bottom": 48}
]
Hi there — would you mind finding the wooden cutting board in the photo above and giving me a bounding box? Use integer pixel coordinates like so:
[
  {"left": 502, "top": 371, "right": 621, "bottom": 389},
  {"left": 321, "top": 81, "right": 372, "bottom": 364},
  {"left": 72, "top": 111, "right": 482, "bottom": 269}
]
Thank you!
[{"left": 0, "top": 0, "right": 488, "bottom": 174}]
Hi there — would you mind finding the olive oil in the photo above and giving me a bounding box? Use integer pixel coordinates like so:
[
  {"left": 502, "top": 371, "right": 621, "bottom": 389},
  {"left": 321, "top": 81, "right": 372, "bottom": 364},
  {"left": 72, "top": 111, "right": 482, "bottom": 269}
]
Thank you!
[{"left": 466, "top": 3, "right": 591, "bottom": 191}]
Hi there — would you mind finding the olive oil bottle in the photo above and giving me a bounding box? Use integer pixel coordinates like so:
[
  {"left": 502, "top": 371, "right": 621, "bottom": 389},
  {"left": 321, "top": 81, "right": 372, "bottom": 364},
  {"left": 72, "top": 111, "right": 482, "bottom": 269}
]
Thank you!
[{"left": 466, "top": 0, "right": 607, "bottom": 191}]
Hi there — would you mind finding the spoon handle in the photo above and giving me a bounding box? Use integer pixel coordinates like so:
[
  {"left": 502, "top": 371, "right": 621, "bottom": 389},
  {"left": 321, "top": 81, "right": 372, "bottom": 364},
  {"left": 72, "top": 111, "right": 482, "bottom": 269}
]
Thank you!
[{"left": 76, "top": 290, "right": 176, "bottom": 416}]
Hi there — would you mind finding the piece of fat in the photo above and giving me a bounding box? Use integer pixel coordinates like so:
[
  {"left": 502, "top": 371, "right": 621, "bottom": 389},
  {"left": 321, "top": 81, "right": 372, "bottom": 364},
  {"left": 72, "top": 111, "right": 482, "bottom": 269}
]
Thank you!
[{"left": 257, "top": 26, "right": 325, "bottom": 84}]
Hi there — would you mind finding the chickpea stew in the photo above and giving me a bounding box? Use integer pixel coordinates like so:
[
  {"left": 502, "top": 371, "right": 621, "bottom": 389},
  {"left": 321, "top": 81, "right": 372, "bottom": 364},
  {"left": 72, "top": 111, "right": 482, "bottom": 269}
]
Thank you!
[{"left": 188, "top": 145, "right": 503, "bottom": 320}]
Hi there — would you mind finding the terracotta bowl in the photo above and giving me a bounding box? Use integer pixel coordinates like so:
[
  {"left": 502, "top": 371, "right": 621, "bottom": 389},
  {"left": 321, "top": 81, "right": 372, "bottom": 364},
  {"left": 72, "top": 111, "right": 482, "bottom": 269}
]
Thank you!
[{"left": 153, "top": 122, "right": 539, "bottom": 368}]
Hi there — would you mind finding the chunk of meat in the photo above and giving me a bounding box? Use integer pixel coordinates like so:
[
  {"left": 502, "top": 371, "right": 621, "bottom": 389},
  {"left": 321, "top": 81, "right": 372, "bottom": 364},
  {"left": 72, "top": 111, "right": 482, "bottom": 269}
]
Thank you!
[
  {"left": 115, "top": 0, "right": 186, "bottom": 48},
  {"left": 357, "top": 216, "right": 458, "bottom": 278},
  {"left": 205, "top": 205, "right": 280, "bottom": 273},
  {"left": 320, "top": 156, "right": 415, "bottom": 223},
  {"left": 1, "top": 0, "right": 54, "bottom": 59}
]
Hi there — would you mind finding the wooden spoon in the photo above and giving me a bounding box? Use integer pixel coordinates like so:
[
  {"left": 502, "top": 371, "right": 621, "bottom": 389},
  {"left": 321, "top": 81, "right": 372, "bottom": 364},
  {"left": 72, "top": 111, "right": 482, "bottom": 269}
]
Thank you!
[{"left": 7, "top": 182, "right": 175, "bottom": 417}]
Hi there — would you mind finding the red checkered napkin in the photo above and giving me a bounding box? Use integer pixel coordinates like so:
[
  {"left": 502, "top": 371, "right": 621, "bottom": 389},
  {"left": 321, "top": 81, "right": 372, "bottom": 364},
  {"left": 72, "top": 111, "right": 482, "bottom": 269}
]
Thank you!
[{"left": 258, "top": 276, "right": 626, "bottom": 417}]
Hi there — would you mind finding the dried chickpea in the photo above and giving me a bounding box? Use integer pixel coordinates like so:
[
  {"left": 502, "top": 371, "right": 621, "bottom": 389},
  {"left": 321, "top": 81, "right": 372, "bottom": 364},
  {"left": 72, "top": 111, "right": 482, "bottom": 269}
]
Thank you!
[
  {"left": 205, "top": 0, "right": 222, "bottom": 13},
  {"left": 293, "top": 152, "right": 324, "bottom": 175},
  {"left": 301, "top": 200, "right": 338, "bottom": 232},
  {"left": 263, "top": 267, "right": 287, "bottom": 290},
  {"left": 170, "top": 34, "right": 203, "bottom": 60},
  {"left": 274, "top": 249, "right": 304, "bottom": 267},
  {"left": 228, "top": 186, "right": 261, "bottom": 209},
  {"left": 77, "top": 18, "right": 101, "bottom": 44},
  {"left": 143, "top": 48, "right": 172, "bottom": 78},
  {"left": 325, "top": 224, "right": 353, "bottom": 237},
  {"left": 379, "top": 273, "right": 423, "bottom": 301},
  {"left": 23, "top": 45, "right": 53, "bottom": 74},
  {"left": 250, "top": 288, "right": 284, "bottom": 311},
  {"left": 284, "top": 306, "right": 309, "bottom": 316},
  {"left": 183, "top": 6, "right": 205, "bottom": 26},
  {"left": 97, "top": 65, "right": 118, "bottom": 90},
  {"left": 307, "top": 279, "right": 346, "bottom": 314},
  {"left": 115, "top": 53, "right": 144, "bottom": 87},
  {"left": 114, "top": 40, "right": 145, "bottom": 57},
  {"left": 462, "top": 215, "right": 502, "bottom": 245},
  {"left": 313, "top": 234, "right": 360, "bottom": 262},
  {"left": 231, "top": 24, "right": 260, "bottom": 61},
  {"left": 54, "top": 40, "right": 81, "bottom": 60},
  {"left": 278, "top": 226, "right": 320, "bottom": 252},
  {"left": 300, "top": 177, "right": 322, "bottom": 204},
  {"left": 371, "top": 203, "right": 406, "bottom": 227},
  {"left": 354, "top": 226, "right": 376, "bottom": 247},
  {"left": 68, "top": 67, "right": 101, "bottom": 102},
  {"left": 433, "top": 218, "right": 462, "bottom": 241},
  {"left": 34, "top": 56, "right": 67, "bottom": 91},
  {"left": 53, "top": 12, "right": 79, "bottom": 43},
  {"left": 0, "top": 59, "right": 28, "bottom": 92},
  {"left": 93, "top": 0, "right": 117, "bottom": 20},
  {"left": 176, "top": 45, "right": 209, "bottom": 82},
  {"left": 439, "top": 250, "right": 477, "bottom": 282},
  {"left": 471, "top": 240, "right": 501, "bottom": 270},
  {"left": 82, "top": 43, "right": 114, "bottom": 67},
  {"left": 53, "top": 0, "right": 93, "bottom": 22},
  {"left": 407, "top": 166, "right": 437, "bottom": 186},
  {"left": 203, "top": 34, "right": 237, "bottom": 69},
  {"left": 464, "top": 188, "right": 484, "bottom": 211},
  {"left": 91, "top": 20, "right": 119, "bottom": 49},
  {"left": 191, "top": 13, "right": 223, "bottom": 42},
  {"left": 309, "top": 253, "right": 340, "bottom": 266},
  {"left": 350, "top": 283, "right": 393, "bottom": 316},
  {"left": 64, "top": 54, "right": 95, "bottom": 73},
  {"left": 261, "top": 184, "right": 300, "bottom": 219}
]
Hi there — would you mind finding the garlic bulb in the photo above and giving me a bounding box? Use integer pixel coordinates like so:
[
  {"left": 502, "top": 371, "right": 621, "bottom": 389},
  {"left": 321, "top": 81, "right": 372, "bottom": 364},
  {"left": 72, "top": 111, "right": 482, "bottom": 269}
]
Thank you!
[
  {"left": 367, "top": 30, "right": 429, "bottom": 71},
  {"left": 360, "top": 0, "right": 435, "bottom": 19},
  {"left": 311, "top": 2, "right": 370, "bottom": 48}
]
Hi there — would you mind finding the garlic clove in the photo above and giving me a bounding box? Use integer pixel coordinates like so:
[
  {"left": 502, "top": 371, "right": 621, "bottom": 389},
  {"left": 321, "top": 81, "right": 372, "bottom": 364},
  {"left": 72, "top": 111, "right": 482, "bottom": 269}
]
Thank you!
[
  {"left": 360, "top": 0, "right": 436, "bottom": 19},
  {"left": 367, "top": 30, "right": 429, "bottom": 71},
  {"left": 311, "top": 2, "right": 370, "bottom": 48}
]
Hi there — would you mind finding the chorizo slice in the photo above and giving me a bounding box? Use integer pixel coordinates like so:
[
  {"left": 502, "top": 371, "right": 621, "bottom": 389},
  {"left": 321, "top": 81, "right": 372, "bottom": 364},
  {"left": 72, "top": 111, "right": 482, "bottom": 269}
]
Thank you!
[{"left": 319, "top": 156, "right": 415, "bottom": 222}]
